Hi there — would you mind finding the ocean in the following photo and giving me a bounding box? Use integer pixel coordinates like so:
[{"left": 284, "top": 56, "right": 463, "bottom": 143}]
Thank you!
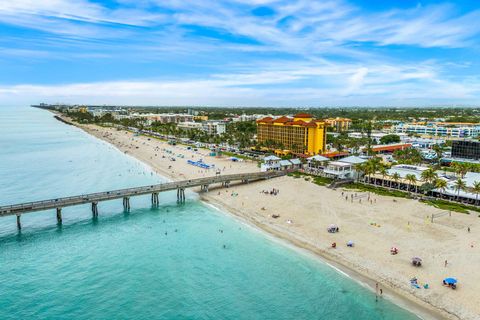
[{"left": 0, "top": 106, "right": 419, "bottom": 319}]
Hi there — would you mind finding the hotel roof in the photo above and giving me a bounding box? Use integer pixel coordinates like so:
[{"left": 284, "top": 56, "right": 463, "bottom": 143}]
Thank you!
[
  {"left": 272, "top": 116, "right": 291, "bottom": 123},
  {"left": 294, "top": 113, "right": 313, "bottom": 118},
  {"left": 257, "top": 115, "right": 320, "bottom": 128}
]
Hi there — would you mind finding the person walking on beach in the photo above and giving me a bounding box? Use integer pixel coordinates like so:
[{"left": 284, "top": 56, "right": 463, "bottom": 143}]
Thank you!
[{"left": 444, "top": 260, "right": 448, "bottom": 267}]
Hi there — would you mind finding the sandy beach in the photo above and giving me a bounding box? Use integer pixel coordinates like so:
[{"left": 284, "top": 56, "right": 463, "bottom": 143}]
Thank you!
[{"left": 70, "top": 119, "right": 479, "bottom": 320}]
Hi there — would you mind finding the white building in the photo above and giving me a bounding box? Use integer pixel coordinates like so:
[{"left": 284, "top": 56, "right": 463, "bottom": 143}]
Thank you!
[
  {"left": 323, "top": 156, "right": 367, "bottom": 179},
  {"left": 202, "top": 121, "right": 226, "bottom": 135},
  {"left": 392, "top": 123, "right": 480, "bottom": 138},
  {"left": 261, "top": 155, "right": 281, "bottom": 171},
  {"left": 131, "top": 113, "right": 194, "bottom": 125},
  {"left": 348, "top": 131, "right": 408, "bottom": 143},
  {"left": 177, "top": 121, "right": 203, "bottom": 131},
  {"left": 231, "top": 114, "right": 271, "bottom": 122}
]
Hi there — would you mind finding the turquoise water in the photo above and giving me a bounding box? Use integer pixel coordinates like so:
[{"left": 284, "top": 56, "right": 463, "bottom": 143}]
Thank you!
[{"left": 0, "top": 107, "right": 419, "bottom": 319}]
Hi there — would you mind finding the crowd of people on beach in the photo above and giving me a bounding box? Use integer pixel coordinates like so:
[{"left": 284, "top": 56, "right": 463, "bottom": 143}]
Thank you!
[
  {"left": 341, "top": 191, "right": 377, "bottom": 204},
  {"left": 261, "top": 188, "right": 280, "bottom": 196}
]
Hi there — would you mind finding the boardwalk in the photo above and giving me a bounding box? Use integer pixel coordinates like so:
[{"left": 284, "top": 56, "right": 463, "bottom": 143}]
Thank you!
[{"left": 0, "top": 171, "right": 286, "bottom": 229}]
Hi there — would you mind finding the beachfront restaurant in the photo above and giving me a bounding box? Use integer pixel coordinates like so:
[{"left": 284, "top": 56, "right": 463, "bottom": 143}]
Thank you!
[
  {"left": 322, "top": 156, "right": 367, "bottom": 180},
  {"left": 431, "top": 172, "right": 480, "bottom": 205},
  {"left": 261, "top": 155, "right": 281, "bottom": 171},
  {"left": 279, "top": 160, "right": 293, "bottom": 170},
  {"left": 365, "top": 164, "right": 427, "bottom": 191},
  {"left": 323, "top": 161, "right": 354, "bottom": 179},
  {"left": 289, "top": 158, "right": 303, "bottom": 170},
  {"left": 306, "top": 155, "right": 329, "bottom": 168}
]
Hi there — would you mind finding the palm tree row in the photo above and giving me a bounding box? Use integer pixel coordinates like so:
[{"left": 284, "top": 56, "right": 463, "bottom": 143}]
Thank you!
[{"left": 357, "top": 158, "right": 480, "bottom": 205}]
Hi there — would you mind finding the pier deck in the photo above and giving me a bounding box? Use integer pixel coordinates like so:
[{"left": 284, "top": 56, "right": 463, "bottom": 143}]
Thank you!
[{"left": 0, "top": 171, "right": 285, "bottom": 228}]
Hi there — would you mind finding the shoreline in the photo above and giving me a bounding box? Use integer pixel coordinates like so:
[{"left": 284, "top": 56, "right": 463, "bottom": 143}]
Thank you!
[
  {"left": 200, "top": 197, "right": 448, "bottom": 320},
  {"left": 54, "top": 113, "right": 475, "bottom": 320}
]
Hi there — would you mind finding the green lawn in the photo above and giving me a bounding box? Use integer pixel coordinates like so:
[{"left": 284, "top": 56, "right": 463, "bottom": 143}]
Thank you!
[
  {"left": 287, "top": 171, "right": 333, "bottom": 186},
  {"left": 420, "top": 199, "right": 480, "bottom": 214},
  {"left": 342, "top": 182, "right": 410, "bottom": 198}
]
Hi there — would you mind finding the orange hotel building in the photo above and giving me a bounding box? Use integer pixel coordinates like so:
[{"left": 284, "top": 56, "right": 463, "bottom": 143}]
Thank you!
[{"left": 256, "top": 113, "right": 327, "bottom": 156}]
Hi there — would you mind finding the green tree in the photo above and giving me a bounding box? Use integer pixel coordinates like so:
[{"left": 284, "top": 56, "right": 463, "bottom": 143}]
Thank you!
[
  {"left": 405, "top": 174, "right": 417, "bottom": 194},
  {"left": 420, "top": 168, "right": 438, "bottom": 184},
  {"left": 435, "top": 178, "right": 448, "bottom": 195},
  {"left": 393, "top": 148, "right": 423, "bottom": 165},
  {"left": 392, "top": 172, "right": 401, "bottom": 190},
  {"left": 432, "top": 144, "right": 443, "bottom": 163},
  {"left": 379, "top": 134, "right": 400, "bottom": 145},
  {"left": 379, "top": 167, "right": 388, "bottom": 187},
  {"left": 453, "top": 178, "right": 467, "bottom": 201},
  {"left": 472, "top": 181, "right": 480, "bottom": 205}
]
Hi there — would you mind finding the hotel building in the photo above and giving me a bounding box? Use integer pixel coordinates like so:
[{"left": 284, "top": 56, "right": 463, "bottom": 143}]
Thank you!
[
  {"left": 256, "top": 113, "right": 327, "bottom": 155},
  {"left": 324, "top": 117, "right": 352, "bottom": 131}
]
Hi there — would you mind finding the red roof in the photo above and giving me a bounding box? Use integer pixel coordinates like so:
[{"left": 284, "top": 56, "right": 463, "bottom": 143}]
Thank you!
[
  {"left": 272, "top": 116, "right": 292, "bottom": 124},
  {"left": 370, "top": 143, "right": 412, "bottom": 152},
  {"left": 321, "top": 151, "right": 349, "bottom": 158},
  {"left": 294, "top": 113, "right": 313, "bottom": 118},
  {"left": 257, "top": 117, "right": 274, "bottom": 123}
]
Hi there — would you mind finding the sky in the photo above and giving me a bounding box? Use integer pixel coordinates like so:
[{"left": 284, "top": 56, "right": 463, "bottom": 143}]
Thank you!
[{"left": 1, "top": 0, "right": 480, "bottom": 107}]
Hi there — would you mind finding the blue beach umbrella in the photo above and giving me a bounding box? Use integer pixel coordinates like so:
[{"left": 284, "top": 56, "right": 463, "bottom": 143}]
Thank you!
[{"left": 444, "top": 278, "right": 457, "bottom": 284}]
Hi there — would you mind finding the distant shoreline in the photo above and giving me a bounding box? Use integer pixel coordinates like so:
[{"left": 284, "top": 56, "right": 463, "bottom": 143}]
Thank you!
[
  {"left": 50, "top": 111, "right": 465, "bottom": 320},
  {"left": 53, "top": 115, "right": 73, "bottom": 125}
]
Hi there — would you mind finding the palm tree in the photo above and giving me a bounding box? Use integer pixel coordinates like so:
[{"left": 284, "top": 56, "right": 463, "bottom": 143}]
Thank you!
[
  {"left": 452, "top": 162, "right": 469, "bottom": 178},
  {"left": 379, "top": 167, "right": 388, "bottom": 187},
  {"left": 366, "top": 157, "right": 381, "bottom": 185},
  {"left": 432, "top": 144, "right": 443, "bottom": 163},
  {"left": 472, "top": 181, "right": 480, "bottom": 205},
  {"left": 392, "top": 172, "right": 401, "bottom": 190},
  {"left": 355, "top": 163, "right": 366, "bottom": 183},
  {"left": 454, "top": 178, "right": 467, "bottom": 201},
  {"left": 421, "top": 168, "right": 437, "bottom": 185},
  {"left": 435, "top": 179, "right": 448, "bottom": 199},
  {"left": 405, "top": 174, "right": 417, "bottom": 194},
  {"left": 363, "top": 164, "right": 372, "bottom": 184}
]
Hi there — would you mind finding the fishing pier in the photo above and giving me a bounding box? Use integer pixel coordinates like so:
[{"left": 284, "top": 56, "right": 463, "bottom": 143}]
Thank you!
[{"left": 0, "top": 171, "right": 285, "bottom": 230}]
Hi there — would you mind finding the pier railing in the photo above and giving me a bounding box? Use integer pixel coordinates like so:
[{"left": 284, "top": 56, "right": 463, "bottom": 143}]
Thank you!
[{"left": 0, "top": 171, "right": 286, "bottom": 228}]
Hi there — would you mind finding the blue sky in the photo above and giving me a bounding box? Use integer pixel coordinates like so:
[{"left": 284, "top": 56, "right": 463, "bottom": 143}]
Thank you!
[{"left": 1, "top": 0, "right": 480, "bottom": 106}]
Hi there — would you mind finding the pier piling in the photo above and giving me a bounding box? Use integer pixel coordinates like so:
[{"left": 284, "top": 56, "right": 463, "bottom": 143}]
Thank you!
[
  {"left": 177, "top": 188, "right": 186, "bottom": 203},
  {"left": 16, "top": 214, "right": 21, "bottom": 230},
  {"left": 91, "top": 202, "right": 98, "bottom": 218},
  {"left": 123, "top": 197, "right": 130, "bottom": 211},
  {"left": 151, "top": 192, "right": 159, "bottom": 206},
  {"left": 56, "top": 208, "right": 62, "bottom": 224}
]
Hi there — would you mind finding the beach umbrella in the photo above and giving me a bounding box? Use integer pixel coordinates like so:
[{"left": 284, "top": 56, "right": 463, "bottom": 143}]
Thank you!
[
  {"left": 329, "top": 224, "right": 337, "bottom": 229},
  {"left": 444, "top": 278, "right": 457, "bottom": 285},
  {"left": 347, "top": 240, "right": 354, "bottom": 246},
  {"left": 412, "top": 257, "right": 422, "bottom": 262}
]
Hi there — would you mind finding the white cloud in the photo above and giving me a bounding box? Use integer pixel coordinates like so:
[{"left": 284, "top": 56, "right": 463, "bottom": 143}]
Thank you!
[
  {"left": 1, "top": 0, "right": 480, "bottom": 106},
  {"left": 1, "top": 60, "right": 479, "bottom": 106}
]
